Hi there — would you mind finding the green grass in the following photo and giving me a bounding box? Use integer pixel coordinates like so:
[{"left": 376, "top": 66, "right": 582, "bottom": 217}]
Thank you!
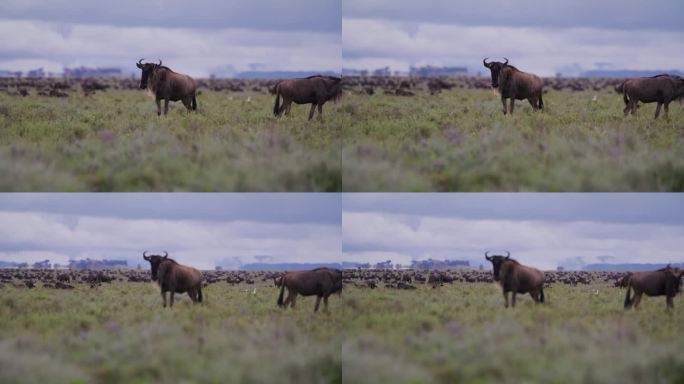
[
  {"left": 0, "top": 91, "right": 341, "bottom": 191},
  {"left": 3, "top": 281, "right": 684, "bottom": 383},
  {"left": 342, "top": 282, "right": 684, "bottom": 384},
  {"left": 340, "top": 89, "right": 684, "bottom": 191},
  {"left": 0, "top": 282, "right": 343, "bottom": 383}
]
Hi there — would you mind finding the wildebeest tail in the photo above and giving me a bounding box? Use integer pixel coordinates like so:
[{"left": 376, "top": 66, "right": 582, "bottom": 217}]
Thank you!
[
  {"left": 539, "top": 92, "right": 544, "bottom": 110},
  {"left": 277, "top": 280, "right": 286, "bottom": 306},
  {"left": 624, "top": 284, "right": 633, "bottom": 309},
  {"left": 198, "top": 286, "right": 203, "bottom": 303},
  {"left": 192, "top": 95, "right": 197, "bottom": 111},
  {"left": 622, "top": 85, "right": 629, "bottom": 105},
  {"left": 540, "top": 287, "right": 545, "bottom": 303},
  {"left": 273, "top": 87, "right": 281, "bottom": 116}
]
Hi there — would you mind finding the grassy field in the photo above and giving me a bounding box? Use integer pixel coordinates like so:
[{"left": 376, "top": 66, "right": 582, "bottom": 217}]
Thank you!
[
  {"left": 0, "top": 90, "right": 341, "bottom": 191},
  {"left": 343, "top": 282, "right": 684, "bottom": 384},
  {"left": 0, "top": 281, "right": 343, "bottom": 383},
  {"left": 340, "top": 89, "right": 684, "bottom": 191},
  {"left": 3, "top": 280, "right": 683, "bottom": 383}
]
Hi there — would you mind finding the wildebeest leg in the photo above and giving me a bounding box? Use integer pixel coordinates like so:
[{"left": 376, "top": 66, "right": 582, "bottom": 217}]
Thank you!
[
  {"left": 161, "top": 291, "right": 167, "bottom": 308},
  {"left": 188, "top": 289, "right": 197, "bottom": 303},
  {"left": 527, "top": 98, "right": 537, "bottom": 110},
  {"left": 156, "top": 99, "right": 162, "bottom": 116},
  {"left": 509, "top": 98, "right": 515, "bottom": 115},
  {"left": 501, "top": 97, "right": 507, "bottom": 115},
  {"left": 283, "top": 99, "right": 292, "bottom": 116},
  {"left": 314, "top": 295, "right": 322, "bottom": 312},
  {"left": 633, "top": 292, "right": 643, "bottom": 309},
  {"left": 169, "top": 291, "right": 175, "bottom": 307},
  {"left": 323, "top": 295, "right": 329, "bottom": 312},
  {"left": 654, "top": 102, "right": 662, "bottom": 119},
  {"left": 182, "top": 98, "right": 192, "bottom": 112},
  {"left": 511, "top": 291, "right": 517, "bottom": 307},
  {"left": 503, "top": 291, "right": 509, "bottom": 308},
  {"left": 308, "top": 104, "right": 316, "bottom": 120},
  {"left": 317, "top": 103, "right": 323, "bottom": 120},
  {"left": 164, "top": 99, "right": 170, "bottom": 115},
  {"left": 290, "top": 293, "right": 297, "bottom": 308},
  {"left": 530, "top": 291, "right": 540, "bottom": 303},
  {"left": 663, "top": 102, "right": 670, "bottom": 119}
]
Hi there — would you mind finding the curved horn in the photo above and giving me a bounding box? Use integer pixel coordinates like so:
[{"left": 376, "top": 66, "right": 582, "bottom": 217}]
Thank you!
[
  {"left": 483, "top": 57, "right": 491, "bottom": 68},
  {"left": 503, "top": 57, "right": 509, "bottom": 66},
  {"left": 157, "top": 59, "right": 162, "bottom": 67},
  {"left": 138, "top": 58, "right": 144, "bottom": 65},
  {"left": 504, "top": 251, "right": 510, "bottom": 259},
  {"left": 162, "top": 251, "right": 168, "bottom": 259},
  {"left": 143, "top": 251, "right": 150, "bottom": 261},
  {"left": 485, "top": 251, "right": 493, "bottom": 261}
]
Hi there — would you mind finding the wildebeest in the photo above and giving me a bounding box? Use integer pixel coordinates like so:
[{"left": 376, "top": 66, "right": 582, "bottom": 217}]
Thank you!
[
  {"left": 485, "top": 251, "right": 545, "bottom": 308},
  {"left": 277, "top": 268, "right": 342, "bottom": 312},
  {"left": 483, "top": 58, "right": 544, "bottom": 114},
  {"left": 624, "top": 265, "right": 683, "bottom": 310},
  {"left": 621, "top": 74, "right": 684, "bottom": 119},
  {"left": 142, "top": 251, "right": 203, "bottom": 308},
  {"left": 136, "top": 59, "right": 198, "bottom": 116},
  {"left": 272, "top": 75, "right": 342, "bottom": 120}
]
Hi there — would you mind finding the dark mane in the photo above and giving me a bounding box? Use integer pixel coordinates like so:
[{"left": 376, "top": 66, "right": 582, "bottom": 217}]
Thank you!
[
  {"left": 503, "top": 258, "right": 521, "bottom": 265},
  {"left": 651, "top": 74, "right": 669, "bottom": 78},
  {"left": 503, "top": 65, "right": 520, "bottom": 72},
  {"left": 161, "top": 258, "right": 179, "bottom": 265}
]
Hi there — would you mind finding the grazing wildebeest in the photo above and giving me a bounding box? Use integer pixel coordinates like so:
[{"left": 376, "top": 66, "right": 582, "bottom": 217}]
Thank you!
[
  {"left": 624, "top": 265, "right": 683, "bottom": 310},
  {"left": 143, "top": 251, "right": 203, "bottom": 308},
  {"left": 483, "top": 58, "right": 544, "bottom": 115},
  {"left": 485, "top": 251, "right": 545, "bottom": 308},
  {"left": 136, "top": 59, "right": 198, "bottom": 116},
  {"left": 622, "top": 74, "right": 684, "bottom": 119},
  {"left": 272, "top": 75, "right": 342, "bottom": 120},
  {"left": 277, "top": 268, "right": 342, "bottom": 312}
]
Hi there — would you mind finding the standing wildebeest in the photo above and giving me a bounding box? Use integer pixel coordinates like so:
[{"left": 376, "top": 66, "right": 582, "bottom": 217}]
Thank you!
[
  {"left": 277, "top": 268, "right": 342, "bottom": 312},
  {"left": 136, "top": 59, "right": 198, "bottom": 116},
  {"left": 483, "top": 58, "right": 544, "bottom": 115},
  {"left": 624, "top": 265, "right": 683, "bottom": 310},
  {"left": 621, "top": 74, "right": 684, "bottom": 119},
  {"left": 273, "top": 75, "right": 342, "bottom": 120},
  {"left": 143, "top": 251, "right": 203, "bottom": 308},
  {"left": 485, "top": 251, "right": 545, "bottom": 308}
]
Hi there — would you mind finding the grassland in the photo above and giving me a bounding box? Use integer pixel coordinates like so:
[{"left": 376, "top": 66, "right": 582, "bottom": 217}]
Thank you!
[
  {"left": 0, "top": 281, "right": 343, "bottom": 383},
  {"left": 3, "top": 280, "right": 683, "bottom": 383},
  {"left": 343, "top": 282, "right": 684, "bottom": 384},
  {"left": 340, "top": 89, "right": 684, "bottom": 191},
  {"left": 0, "top": 90, "right": 341, "bottom": 191}
]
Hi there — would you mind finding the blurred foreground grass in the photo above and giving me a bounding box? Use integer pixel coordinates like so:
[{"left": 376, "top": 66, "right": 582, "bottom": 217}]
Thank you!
[
  {"left": 0, "top": 282, "right": 342, "bottom": 383},
  {"left": 341, "top": 89, "right": 684, "bottom": 191},
  {"left": 0, "top": 90, "right": 341, "bottom": 191}
]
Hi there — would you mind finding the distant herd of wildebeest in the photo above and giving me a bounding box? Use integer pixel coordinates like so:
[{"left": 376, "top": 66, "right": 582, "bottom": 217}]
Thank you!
[
  {"left": 1, "top": 58, "right": 683, "bottom": 120},
  {"left": 1, "top": 251, "right": 682, "bottom": 312}
]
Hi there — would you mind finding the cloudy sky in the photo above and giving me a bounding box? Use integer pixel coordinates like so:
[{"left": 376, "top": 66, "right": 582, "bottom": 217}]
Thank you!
[
  {"left": 0, "top": 0, "right": 341, "bottom": 77},
  {"left": 0, "top": 193, "right": 341, "bottom": 269},
  {"left": 343, "top": 0, "right": 684, "bottom": 76},
  {"left": 343, "top": 194, "right": 684, "bottom": 270}
]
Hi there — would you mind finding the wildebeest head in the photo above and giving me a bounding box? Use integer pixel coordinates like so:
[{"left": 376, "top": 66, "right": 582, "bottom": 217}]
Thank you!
[
  {"left": 136, "top": 59, "right": 162, "bottom": 89},
  {"left": 485, "top": 250, "right": 510, "bottom": 282},
  {"left": 483, "top": 57, "right": 509, "bottom": 88},
  {"left": 142, "top": 250, "right": 168, "bottom": 281}
]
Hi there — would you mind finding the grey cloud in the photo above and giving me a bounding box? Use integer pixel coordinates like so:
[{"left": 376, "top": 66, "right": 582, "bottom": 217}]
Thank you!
[
  {"left": 343, "top": 0, "right": 683, "bottom": 32},
  {"left": 0, "top": 193, "right": 341, "bottom": 225},
  {"left": 343, "top": 193, "right": 684, "bottom": 226},
  {"left": 1, "top": 0, "right": 341, "bottom": 33}
]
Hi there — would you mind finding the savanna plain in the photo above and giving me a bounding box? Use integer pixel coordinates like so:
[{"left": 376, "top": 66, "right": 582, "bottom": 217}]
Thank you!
[
  {"left": 2, "top": 269, "right": 684, "bottom": 383},
  {"left": 0, "top": 78, "right": 341, "bottom": 191},
  {"left": 341, "top": 77, "right": 684, "bottom": 191}
]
